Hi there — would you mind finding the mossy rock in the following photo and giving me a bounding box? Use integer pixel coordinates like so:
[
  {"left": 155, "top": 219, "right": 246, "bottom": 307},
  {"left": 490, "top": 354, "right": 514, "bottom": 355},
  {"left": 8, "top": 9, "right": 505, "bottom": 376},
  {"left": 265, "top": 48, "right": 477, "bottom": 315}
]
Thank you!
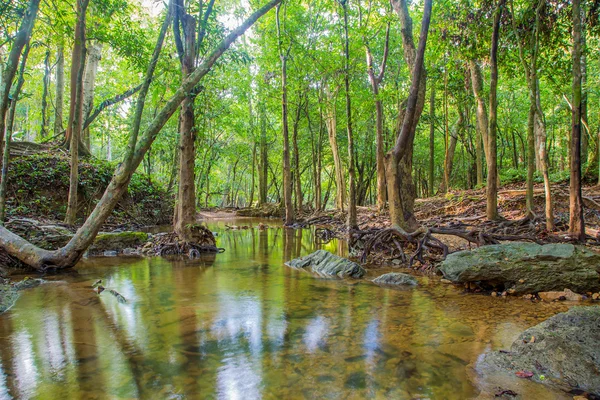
[
  {"left": 372, "top": 273, "right": 418, "bottom": 286},
  {"left": 286, "top": 250, "right": 365, "bottom": 279},
  {"left": 88, "top": 231, "right": 149, "bottom": 254}
]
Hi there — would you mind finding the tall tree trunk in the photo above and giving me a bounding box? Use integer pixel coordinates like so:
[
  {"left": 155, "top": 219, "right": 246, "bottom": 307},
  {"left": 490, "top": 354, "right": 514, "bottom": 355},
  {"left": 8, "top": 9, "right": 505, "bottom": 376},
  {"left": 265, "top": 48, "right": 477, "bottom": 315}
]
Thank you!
[
  {"left": 387, "top": 0, "right": 431, "bottom": 232},
  {"left": 64, "top": 0, "right": 90, "bottom": 226},
  {"left": 428, "top": 84, "right": 435, "bottom": 196},
  {"left": 54, "top": 45, "right": 65, "bottom": 136},
  {"left": 249, "top": 141, "right": 256, "bottom": 206},
  {"left": 569, "top": 0, "right": 585, "bottom": 240},
  {"left": 0, "top": 0, "right": 40, "bottom": 155},
  {"left": 486, "top": 0, "right": 504, "bottom": 221},
  {"left": 173, "top": 2, "right": 199, "bottom": 241},
  {"left": 40, "top": 48, "right": 50, "bottom": 138},
  {"left": 292, "top": 95, "right": 303, "bottom": 211},
  {"left": 440, "top": 107, "right": 462, "bottom": 193},
  {"left": 0, "top": 44, "right": 31, "bottom": 224},
  {"left": 258, "top": 98, "right": 268, "bottom": 205},
  {"left": 325, "top": 87, "right": 346, "bottom": 211},
  {"left": 81, "top": 41, "right": 102, "bottom": 150},
  {"left": 365, "top": 23, "right": 389, "bottom": 211},
  {"left": 276, "top": 4, "right": 294, "bottom": 225},
  {"left": 341, "top": 0, "right": 357, "bottom": 231}
]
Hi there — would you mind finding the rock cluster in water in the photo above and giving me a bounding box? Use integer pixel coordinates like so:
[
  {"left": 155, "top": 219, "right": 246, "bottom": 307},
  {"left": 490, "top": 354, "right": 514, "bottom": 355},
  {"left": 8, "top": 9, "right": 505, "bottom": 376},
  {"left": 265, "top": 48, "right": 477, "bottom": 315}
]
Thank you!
[
  {"left": 438, "top": 243, "right": 600, "bottom": 295},
  {"left": 286, "top": 250, "right": 366, "bottom": 278},
  {"left": 478, "top": 306, "right": 600, "bottom": 396}
]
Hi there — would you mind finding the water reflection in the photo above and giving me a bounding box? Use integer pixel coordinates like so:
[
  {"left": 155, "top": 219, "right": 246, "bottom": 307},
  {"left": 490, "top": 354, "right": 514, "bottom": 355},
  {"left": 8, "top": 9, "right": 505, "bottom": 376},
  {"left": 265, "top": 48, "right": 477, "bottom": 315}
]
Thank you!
[{"left": 0, "top": 220, "right": 575, "bottom": 399}]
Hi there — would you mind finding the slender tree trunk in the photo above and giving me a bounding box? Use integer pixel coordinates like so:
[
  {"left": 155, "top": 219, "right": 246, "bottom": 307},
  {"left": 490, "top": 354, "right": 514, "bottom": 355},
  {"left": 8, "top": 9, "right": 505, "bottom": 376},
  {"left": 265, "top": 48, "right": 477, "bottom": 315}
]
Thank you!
[
  {"left": 258, "top": 95, "right": 268, "bottom": 205},
  {"left": 325, "top": 87, "right": 346, "bottom": 211},
  {"left": 569, "top": 0, "right": 585, "bottom": 240},
  {"left": 277, "top": 4, "right": 294, "bottom": 225},
  {"left": 428, "top": 84, "right": 435, "bottom": 196},
  {"left": 341, "top": 1, "right": 357, "bottom": 231},
  {"left": 486, "top": 0, "right": 504, "bottom": 221},
  {"left": 0, "top": 0, "right": 40, "bottom": 155},
  {"left": 292, "top": 96, "right": 303, "bottom": 211},
  {"left": 249, "top": 142, "right": 256, "bottom": 206},
  {"left": 65, "top": 0, "right": 90, "bottom": 225},
  {"left": 0, "top": 44, "right": 31, "bottom": 224},
  {"left": 40, "top": 48, "right": 50, "bottom": 138},
  {"left": 54, "top": 45, "right": 65, "bottom": 136},
  {"left": 81, "top": 41, "right": 102, "bottom": 150},
  {"left": 440, "top": 107, "right": 462, "bottom": 193}
]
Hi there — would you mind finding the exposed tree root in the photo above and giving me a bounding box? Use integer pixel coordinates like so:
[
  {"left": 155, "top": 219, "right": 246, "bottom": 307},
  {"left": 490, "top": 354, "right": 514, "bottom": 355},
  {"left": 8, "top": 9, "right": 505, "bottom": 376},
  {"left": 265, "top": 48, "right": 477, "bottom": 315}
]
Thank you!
[{"left": 141, "top": 229, "right": 224, "bottom": 259}]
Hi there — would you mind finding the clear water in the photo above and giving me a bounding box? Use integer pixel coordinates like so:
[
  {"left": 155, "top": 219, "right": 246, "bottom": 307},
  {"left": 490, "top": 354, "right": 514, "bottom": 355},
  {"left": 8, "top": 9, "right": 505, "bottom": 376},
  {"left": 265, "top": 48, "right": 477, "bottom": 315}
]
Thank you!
[{"left": 0, "top": 219, "right": 576, "bottom": 399}]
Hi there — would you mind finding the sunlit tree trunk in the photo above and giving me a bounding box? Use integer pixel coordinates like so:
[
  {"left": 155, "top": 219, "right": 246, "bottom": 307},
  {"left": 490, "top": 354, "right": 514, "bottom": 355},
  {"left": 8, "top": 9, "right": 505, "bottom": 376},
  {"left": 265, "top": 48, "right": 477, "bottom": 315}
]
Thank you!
[
  {"left": 258, "top": 97, "right": 268, "bottom": 205},
  {"left": 82, "top": 41, "right": 102, "bottom": 150},
  {"left": 40, "top": 49, "right": 50, "bottom": 138},
  {"left": 325, "top": 87, "right": 346, "bottom": 211},
  {"left": 291, "top": 94, "right": 303, "bottom": 211},
  {"left": 569, "top": 0, "right": 585, "bottom": 240},
  {"left": 428, "top": 84, "right": 435, "bottom": 196}
]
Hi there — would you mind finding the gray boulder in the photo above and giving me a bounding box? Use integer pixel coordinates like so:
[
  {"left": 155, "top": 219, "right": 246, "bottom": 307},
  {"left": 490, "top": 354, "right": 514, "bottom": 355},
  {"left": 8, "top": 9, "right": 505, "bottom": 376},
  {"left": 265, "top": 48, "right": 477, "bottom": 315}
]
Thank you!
[
  {"left": 286, "top": 250, "right": 365, "bottom": 278},
  {"left": 0, "top": 277, "right": 43, "bottom": 314},
  {"left": 372, "top": 273, "right": 417, "bottom": 286},
  {"left": 478, "top": 306, "right": 600, "bottom": 396},
  {"left": 438, "top": 243, "right": 600, "bottom": 294}
]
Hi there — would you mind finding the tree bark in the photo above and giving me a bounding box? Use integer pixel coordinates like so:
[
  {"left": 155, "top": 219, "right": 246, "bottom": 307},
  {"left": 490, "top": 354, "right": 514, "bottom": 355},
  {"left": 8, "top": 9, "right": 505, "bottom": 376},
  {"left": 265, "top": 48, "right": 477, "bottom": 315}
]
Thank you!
[
  {"left": 258, "top": 93, "right": 268, "bottom": 205},
  {"left": 64, "top": 0, "right": 90, "bottom": 226},
  {"left": 569, "top": 0, "right": 585, "bottom": 240},
  {"left": 0, "top": 0, "right": 281, "bottom": 270},
  {"left": 292, "top": 93, "right": 303, "bottom": 211}
]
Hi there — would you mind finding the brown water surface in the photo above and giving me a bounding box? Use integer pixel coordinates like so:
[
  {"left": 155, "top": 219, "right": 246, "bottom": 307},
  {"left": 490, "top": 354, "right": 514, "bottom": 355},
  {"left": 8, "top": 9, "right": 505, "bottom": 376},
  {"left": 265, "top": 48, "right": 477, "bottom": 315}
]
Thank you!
[{"left": 0, "top": 219, "right": 576, "bottom": 399}]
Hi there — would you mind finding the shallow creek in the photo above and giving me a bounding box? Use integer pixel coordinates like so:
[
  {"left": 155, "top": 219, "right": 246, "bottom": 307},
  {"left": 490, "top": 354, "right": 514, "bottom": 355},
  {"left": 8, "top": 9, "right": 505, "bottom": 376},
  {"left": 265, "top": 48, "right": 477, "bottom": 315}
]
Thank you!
[{"left": 0, "top": 218, "right": 577, "bottom": 399}]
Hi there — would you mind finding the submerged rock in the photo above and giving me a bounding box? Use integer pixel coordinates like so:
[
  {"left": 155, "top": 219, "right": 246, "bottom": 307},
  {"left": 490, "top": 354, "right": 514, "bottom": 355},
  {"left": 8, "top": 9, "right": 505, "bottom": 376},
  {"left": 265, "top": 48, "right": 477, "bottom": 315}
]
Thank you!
[
  {"left": 538, "top": 289, "right": 584, "bottom": 302},
  {"left": 286, "top": 250, "right": 365, "bottom": 278},
  {"left": 438, "top": 243, "right": 600, "bottom": 294},
  {"left": 372, "top": 273, "right": 417, "bottom": 286},
  {"left": 478, "top": 306, "right": 600, "bottom": 396},
  {"left": 0, "top": 277, "right": 43, "bottom": 314}
]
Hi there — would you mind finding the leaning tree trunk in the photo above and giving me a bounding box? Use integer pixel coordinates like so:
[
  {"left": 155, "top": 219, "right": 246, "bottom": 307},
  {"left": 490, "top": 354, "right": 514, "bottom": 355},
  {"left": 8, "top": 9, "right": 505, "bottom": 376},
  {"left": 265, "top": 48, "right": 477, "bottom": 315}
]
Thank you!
[
  {"left": 0, "top": 44, "right": 32, "bottom": 224},
  {"left": 0, "top": 0, "right": 282, "bottom": 270},
  {"left": 64, "top": 0, "right": 90, "bottom": 226},
  {"left": 0, "top": 0, "right": 40, "bottom": 155},
  {"left": 569, "top": 0, "right": 585, "bottom": 241}
]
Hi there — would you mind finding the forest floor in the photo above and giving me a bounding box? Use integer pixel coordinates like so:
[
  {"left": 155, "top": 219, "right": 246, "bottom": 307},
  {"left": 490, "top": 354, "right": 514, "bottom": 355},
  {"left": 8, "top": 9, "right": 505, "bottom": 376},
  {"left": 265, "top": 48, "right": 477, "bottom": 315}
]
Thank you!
[{"left": 296, "top": 182, "right": 600, "bottom": 267}]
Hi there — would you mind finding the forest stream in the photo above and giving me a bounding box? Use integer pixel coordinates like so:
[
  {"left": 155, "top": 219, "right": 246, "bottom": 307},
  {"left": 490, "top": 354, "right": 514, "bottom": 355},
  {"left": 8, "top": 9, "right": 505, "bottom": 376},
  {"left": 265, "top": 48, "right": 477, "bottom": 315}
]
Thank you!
[{"left": 0, "top": 218, "right": 580, "bottom": 399}]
